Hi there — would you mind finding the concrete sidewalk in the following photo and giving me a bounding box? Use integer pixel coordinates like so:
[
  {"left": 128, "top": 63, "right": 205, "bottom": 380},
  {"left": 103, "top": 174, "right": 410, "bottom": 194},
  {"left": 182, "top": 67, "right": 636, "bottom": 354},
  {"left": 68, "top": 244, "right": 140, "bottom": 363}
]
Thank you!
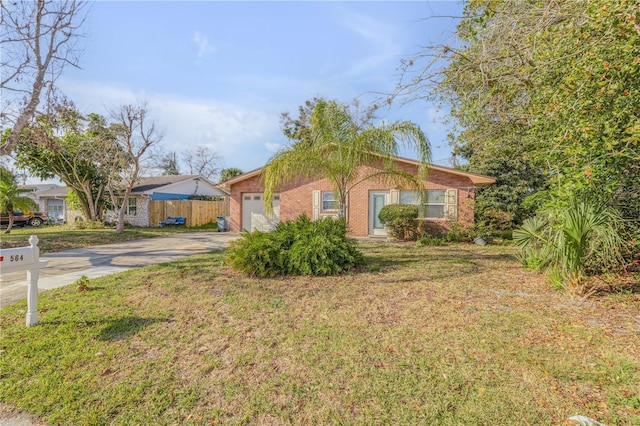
[{"left": 0, "top": 232, "right": 239, "bottom": 308}]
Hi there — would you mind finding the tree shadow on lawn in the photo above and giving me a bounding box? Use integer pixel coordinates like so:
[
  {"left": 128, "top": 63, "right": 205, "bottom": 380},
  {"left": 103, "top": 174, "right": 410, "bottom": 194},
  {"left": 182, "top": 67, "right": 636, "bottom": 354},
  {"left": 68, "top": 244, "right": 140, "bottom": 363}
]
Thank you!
[
  {"left": 96, "top": 315, "right": 171, "bottom": 341},
  {"left": 41, "top": 315, "right": 170, "bottom": 341}
]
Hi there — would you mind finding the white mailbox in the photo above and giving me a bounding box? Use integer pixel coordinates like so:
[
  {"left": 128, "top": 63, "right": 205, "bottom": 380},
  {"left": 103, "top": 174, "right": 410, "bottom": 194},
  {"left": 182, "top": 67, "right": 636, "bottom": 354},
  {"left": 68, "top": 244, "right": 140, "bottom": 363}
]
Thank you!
[{"left": 0, "top": 235, "right": 48, "bottom": 326}]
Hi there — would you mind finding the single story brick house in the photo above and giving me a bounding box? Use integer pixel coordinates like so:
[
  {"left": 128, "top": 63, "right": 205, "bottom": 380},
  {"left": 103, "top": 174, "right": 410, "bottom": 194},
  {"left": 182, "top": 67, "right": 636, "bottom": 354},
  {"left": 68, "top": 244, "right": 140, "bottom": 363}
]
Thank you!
[
  {"left": 35, "top": 175, "right": 227, "bottom": 226},
  {"left": 222, "top": 157, "right": 496, "bottom": 237}
]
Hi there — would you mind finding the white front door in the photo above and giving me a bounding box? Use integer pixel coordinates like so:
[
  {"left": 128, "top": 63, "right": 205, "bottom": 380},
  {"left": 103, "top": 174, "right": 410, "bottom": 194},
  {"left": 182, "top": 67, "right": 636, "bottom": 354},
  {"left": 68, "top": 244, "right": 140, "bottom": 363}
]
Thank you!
[
  {"left": 369, "top": 191, "right": 388, "bottom": 236},
  {"left": 242, "top": 193, "right": 280, "bottom": 232}
]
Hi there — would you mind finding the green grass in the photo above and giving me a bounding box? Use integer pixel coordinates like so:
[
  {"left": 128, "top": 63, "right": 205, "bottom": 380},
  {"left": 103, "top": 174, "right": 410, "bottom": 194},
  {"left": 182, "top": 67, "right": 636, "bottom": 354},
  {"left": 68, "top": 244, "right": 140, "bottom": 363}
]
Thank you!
[
  {"left": 1, "top": 242, "right": 639, "bottom": 425},
  {"left": 0, "top": 223, "right": 219, "bottom": 254}
]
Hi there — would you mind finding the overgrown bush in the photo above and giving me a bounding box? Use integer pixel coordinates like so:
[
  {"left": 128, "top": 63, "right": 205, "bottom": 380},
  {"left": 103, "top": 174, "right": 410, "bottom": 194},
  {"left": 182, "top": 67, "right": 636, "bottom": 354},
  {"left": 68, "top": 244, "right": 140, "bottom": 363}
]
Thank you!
[
  {"left": 514, "top": 198, "right": 625, "bottom": 291},
  {"left": 417, "top": 220, "right": 446, "bottom": 238},
  {"left": 416, "top": 236, "right": 446, "bottom": 247},
  {"left": 226, "top": 215, "right": 363, "bottom": 277},
  {"left": 378, "top": 204, "right": 419, "bottom": 240},
  {"left": 620, "top": 221, "right": 640, "bottom": 272},
  {"left": 444, "top": 222, "right": 475, "bottom": 243},
  {"left": 476, "top": 207, "right": 513, "bottom": 235},
  {"left": 71, "top": 220, "right": 105, "bottom": 230}
]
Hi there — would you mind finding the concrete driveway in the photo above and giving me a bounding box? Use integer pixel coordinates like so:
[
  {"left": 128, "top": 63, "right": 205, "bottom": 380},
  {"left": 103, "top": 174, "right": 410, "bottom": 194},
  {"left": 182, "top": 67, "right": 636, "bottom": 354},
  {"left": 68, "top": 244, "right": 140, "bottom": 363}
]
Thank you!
[{"left": 0, "top": 232, "right": 240, "bottom": 308}]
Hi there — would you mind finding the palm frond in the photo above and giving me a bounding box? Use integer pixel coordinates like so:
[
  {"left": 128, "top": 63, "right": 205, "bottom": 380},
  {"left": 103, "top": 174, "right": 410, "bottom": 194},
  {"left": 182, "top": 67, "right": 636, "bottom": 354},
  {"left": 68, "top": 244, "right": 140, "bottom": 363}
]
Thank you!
[
  {"left": 262, "top": 99, "right": 432, "bottom": 219},
  {"left": 513, "top": 216, "right": 550, "bottom": 248}
]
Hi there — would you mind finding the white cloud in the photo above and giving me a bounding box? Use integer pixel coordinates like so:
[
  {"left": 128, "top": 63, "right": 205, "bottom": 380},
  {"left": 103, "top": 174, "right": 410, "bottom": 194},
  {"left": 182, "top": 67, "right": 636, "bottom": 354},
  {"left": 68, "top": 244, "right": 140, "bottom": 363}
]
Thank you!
[
  {"left": 336, "top": 9, "right": 403, "bottom": 79},
  {"left": 193, "top": 30, "right": 215, "bottom": 58},
  {"left": 57, "top": 80, "right": 281, "bottom": 171},
  {"left": 264, "top": 142, "right": 285, "bottom": 153}
]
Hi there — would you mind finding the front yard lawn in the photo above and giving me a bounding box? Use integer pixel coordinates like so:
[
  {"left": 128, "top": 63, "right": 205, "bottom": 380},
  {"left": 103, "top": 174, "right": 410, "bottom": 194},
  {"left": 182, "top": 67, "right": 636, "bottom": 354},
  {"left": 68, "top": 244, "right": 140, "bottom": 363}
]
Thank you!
[
  {"left": 0, "top": 223, "right": 219, "bottom": 254},
  {"left": 1, "top": 242, "right": 638, "bottom": 425}
]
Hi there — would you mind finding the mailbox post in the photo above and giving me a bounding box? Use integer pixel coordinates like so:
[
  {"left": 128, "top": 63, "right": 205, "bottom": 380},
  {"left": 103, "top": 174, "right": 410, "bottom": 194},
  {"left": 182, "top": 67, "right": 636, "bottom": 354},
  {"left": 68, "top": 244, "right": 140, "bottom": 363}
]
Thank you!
[{"left": 0, "top": 235, "right": 47, "bottom": 326}]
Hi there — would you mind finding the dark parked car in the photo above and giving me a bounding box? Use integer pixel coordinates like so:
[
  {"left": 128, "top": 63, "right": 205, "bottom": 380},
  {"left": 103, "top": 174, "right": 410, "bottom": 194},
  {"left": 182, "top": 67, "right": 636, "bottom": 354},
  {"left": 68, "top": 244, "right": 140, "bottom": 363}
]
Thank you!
[{"left": 0, "top": 210, "right": 48, "bottom": 227}]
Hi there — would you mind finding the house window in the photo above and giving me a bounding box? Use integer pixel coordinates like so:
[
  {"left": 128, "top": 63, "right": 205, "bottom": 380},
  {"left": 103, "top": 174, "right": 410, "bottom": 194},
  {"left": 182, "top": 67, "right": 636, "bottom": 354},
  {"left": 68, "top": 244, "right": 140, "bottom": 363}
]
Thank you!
[
  {"left": 47, "top": 204, "right": 63, "bottom": 214},
  {"left": 118, "top": 197, "right": 137, "bottom": 216},
  {"left": 321, "top": 191, "right": 338, "bottom": 211},
  {"left": 400, "top": 189, "right": 448, "bottom": 219}
]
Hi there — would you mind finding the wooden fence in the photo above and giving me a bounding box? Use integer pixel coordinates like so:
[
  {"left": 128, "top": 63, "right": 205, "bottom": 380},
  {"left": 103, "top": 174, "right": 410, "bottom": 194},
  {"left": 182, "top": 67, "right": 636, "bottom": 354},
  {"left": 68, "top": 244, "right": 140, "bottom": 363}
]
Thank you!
[{"left": 149, "top": 199, "right": 229, "bottom": 227}]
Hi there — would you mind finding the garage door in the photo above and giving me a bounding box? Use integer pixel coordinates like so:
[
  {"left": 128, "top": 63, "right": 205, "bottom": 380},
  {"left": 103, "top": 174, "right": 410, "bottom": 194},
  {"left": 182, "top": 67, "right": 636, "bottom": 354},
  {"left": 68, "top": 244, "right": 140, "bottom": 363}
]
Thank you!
[{"left": 242, "top": 193, "right": 280, "bottom": 232}]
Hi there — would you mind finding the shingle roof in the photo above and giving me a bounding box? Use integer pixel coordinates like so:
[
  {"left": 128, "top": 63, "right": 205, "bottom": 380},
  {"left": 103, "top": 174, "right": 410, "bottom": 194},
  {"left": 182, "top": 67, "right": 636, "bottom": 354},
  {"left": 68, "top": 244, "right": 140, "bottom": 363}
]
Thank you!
[
  {"left": 34, "top": 175, "right": 204, "bottom": 197},
  {"left": 221, "top": 158, "right": 497, "bottom": 187},
  {"left": 35, "top": 186, "right": 70, "bottom": 197},
  {"left": 131, "top": 175, "right": 200, "bottom": 193}
]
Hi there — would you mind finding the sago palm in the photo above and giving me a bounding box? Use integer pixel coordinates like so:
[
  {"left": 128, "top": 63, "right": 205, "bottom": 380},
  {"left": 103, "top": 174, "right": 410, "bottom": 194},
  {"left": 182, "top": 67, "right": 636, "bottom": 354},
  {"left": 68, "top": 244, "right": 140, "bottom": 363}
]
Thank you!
[
  {"left": 554, "top": 199, "right": 623, "bottom": 284},
  {"left": 514, "top": 197, "right": 624, "bottom": 287},
  {"left": 263, "top": 99, "right": 431, "bottom": 219},
  {"left": 0, "top": 168, "right": 38, "bottom": 233}
]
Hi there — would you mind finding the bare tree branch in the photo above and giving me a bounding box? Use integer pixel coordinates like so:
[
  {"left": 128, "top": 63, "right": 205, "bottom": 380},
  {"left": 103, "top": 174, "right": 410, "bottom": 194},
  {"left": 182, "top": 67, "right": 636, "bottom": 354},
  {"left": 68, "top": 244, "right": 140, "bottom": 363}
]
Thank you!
[
  {"left": 0, "top": 0, "right": 87, "bottom": 155},
  {"left": 182, "top": 145, "right": 221, "bottom": 181},
  {"left": 107, "top": 102, "right": 164, "bottom": 233}
]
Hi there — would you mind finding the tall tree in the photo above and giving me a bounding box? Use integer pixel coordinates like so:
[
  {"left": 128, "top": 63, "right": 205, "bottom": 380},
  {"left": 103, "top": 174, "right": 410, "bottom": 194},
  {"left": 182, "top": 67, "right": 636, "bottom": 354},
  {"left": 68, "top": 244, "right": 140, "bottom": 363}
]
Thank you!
[
  {"left": 0, "top": 0, "right": 87, "bottom": 155},
  {"left": 182, "top": 145, "right": 220, "bottom": 180},
  {"left": 263, "top": 98, "right": 432, "bottom": 219},
  {"left": 0, "top": 167, "right": 38, "bottom": 233},
  {"left": 157, "top": 151, "right": 180, "bottom": 175},
  {"left": 13, "top": 109, "right": 116, "bottom": 221},
  {"left": 396, "top": 0, "right": 640, "bottom": 223},
  {"left": 279, "top": 96, "right": 320, "bottom": 142},
  {"left": 219, "top": 167, "right": 243, "bottom": 183},
  {"left": 107, "top": 102, "right": 163, "bottom": 233}
]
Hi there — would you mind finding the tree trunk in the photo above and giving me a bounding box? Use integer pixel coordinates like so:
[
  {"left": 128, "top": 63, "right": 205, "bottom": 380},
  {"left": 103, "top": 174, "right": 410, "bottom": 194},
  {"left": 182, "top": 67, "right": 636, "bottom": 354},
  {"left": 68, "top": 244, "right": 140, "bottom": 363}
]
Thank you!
[
  {"left": 115, "top": 188, "right": 133, "bottom": 234},
  {"left": 338, "top": 192, "right": 348, "bottom": 221},
  {"left": 116, "top": 205, "right": 126, "bottom": 233},
  {"left": 4, "top": 215, "right": 14, "bottom": 234}
]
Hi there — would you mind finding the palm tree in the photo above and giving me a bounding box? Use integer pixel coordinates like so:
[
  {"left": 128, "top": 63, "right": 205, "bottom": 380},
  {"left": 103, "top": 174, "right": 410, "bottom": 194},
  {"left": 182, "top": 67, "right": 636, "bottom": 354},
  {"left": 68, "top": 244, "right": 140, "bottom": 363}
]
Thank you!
[
  {"left": 0, "top": 168, "right": 38, "bottom": 234},
  {"left": 514, "top": 197, "right": 624, "bottom": 289},
  {"left": 263, "top": 99, "right": 432, "bottom": 219}
]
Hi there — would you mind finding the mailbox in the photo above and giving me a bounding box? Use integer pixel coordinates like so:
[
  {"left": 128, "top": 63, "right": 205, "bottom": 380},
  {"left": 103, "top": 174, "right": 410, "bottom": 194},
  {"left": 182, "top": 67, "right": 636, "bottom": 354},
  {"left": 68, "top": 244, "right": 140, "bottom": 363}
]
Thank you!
[
  {"left": 1, "top": 246, "right": 35, "bottom": 273},
  {"left": 0, "top": 235, "right": 47, "bottom": 326}
]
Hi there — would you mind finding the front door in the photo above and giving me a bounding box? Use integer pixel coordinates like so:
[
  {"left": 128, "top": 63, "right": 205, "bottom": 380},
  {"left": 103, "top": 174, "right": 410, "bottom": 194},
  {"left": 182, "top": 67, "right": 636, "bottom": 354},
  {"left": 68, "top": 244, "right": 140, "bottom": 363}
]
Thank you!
[{"left": 369, "top": 191, "right": 388, "bottom": 236}]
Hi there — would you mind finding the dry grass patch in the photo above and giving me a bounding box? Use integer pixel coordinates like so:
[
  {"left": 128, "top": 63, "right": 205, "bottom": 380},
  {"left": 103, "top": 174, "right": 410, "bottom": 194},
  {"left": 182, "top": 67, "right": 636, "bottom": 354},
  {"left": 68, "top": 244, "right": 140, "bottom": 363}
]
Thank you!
[{"left": 1, "top": 242, "right": 638, "bottom": 425}]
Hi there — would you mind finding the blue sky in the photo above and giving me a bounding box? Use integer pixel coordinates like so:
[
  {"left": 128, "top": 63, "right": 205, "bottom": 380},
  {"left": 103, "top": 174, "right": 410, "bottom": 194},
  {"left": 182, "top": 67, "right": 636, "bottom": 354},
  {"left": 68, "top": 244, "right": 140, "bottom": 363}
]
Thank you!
[{"left": 59, "top": 1, "right": 463, "bottom": 176}]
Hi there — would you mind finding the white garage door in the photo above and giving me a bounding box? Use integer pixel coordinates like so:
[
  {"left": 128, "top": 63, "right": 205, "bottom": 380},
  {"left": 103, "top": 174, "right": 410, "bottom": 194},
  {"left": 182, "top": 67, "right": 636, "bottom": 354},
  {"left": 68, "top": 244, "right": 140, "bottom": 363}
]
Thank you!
[{"left": 242, "top": 193, "right": 280, "bottom": 232}]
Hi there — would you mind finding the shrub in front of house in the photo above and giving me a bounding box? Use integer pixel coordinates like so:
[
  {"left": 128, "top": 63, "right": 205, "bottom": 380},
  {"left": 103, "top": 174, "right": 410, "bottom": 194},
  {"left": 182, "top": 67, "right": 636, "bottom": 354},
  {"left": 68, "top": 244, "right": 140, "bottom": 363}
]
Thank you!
[
  {"left": 378, "top": 204, "right": 419, "bottom": 240},
  {"left": 416, "top": 235, "right": 447, "bottom": 247},
  {"left": 226, "top": 214, "right": 363, "bottom": 277},
  {"left": 417, "top": 220, "right": 447, "bottom": 238},
  {"left": 444, "top": 222, "right": 475, "bottom": 243}
]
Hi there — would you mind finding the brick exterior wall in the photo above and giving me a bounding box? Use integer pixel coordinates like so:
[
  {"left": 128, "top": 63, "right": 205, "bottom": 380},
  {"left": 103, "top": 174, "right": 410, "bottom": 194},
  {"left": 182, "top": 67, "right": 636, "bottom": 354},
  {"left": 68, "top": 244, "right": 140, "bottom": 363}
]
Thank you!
[{"left": 229, "top": 163, "right": 478, "bottom": 237}]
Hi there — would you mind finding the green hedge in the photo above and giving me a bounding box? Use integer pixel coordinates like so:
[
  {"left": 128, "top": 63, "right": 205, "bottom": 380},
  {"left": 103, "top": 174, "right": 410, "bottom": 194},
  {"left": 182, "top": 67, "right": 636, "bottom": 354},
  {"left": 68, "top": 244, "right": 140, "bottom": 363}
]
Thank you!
[
  {"left": 226, "top": 215, "right": 363, "bottom": 277},
  {"left": 378, "top": 204, "right": 419, "bottom": 240}
]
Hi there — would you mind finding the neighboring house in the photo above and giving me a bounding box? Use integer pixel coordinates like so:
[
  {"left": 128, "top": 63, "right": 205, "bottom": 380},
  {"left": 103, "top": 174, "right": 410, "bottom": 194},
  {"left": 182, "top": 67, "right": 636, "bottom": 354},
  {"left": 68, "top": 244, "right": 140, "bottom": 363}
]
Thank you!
[
  {"left": 110, "top": 175, "right": 228, "bottom": 227},
  {"left": 35, "top": 175, "right": 228, "bottom": 227},
  {"left": 18, "top": 184, "right": 60, "bottom": 208},
  {"left": 222, "top": 157, "right": 496, "bottom": 237},
  {"left": 33, "top": 186, "right": 75, "bottom": 223}
]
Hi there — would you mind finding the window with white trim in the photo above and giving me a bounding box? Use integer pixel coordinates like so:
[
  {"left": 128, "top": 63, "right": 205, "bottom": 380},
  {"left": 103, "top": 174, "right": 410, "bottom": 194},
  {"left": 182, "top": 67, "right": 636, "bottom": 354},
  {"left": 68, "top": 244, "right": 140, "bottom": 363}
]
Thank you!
[
  {"left": 321, "top": 191, "right": 338, "bottom": 211},
  {"left": 47, "top": 204, "right": 63, "bottom": 215},
  {"left": 400, "top": 189, "right": 455, "bottom": 220},
  {"left": 118, "top": 197, "right": 137, "bottom": 216}
]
